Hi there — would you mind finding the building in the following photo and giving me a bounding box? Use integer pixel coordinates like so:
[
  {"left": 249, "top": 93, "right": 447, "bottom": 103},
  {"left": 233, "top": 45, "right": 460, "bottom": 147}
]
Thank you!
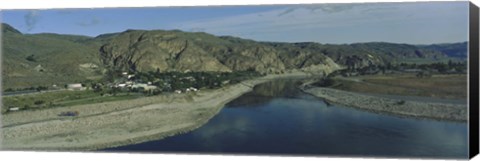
[
  {"left": 8, "top": 107, "right": 20, "bottom": 112},
  {"left": 131, "top": 83, "right": 157, "bottom": 91},
  {"left": 67, "top": 83, "right": 86, "bottom": 91},
  {"left": 186, "top": 87, "right": 198, "bottom": 92},
  {"left": 117, "top": 84, "right": 127, "bottom": 88}
]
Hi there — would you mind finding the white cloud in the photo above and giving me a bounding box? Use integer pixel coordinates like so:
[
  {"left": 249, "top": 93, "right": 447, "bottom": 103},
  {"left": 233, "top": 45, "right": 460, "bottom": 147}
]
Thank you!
[{"left": 173, "top": 2, "right": 467, "bottom": 44}]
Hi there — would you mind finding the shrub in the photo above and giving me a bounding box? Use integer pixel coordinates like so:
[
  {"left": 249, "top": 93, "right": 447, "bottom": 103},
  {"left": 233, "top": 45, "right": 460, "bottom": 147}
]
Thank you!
[
  {"left": 26, "top": 54, "right": 36, "bottom": 62},
  {"left": 312, "top": 78, "right": 335, "bottom": 87},
  {"left": 36, "top": 86, "right": 48, "bottom": 92},
  {"left": 34, "top": 100, "right": 45, "bottom": 105},
  {"left": 4, "top": 88, "right": 14, "bottom": 92}
]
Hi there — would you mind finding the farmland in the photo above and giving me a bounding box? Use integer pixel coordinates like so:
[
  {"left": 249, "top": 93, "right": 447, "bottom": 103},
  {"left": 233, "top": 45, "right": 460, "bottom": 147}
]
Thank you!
[{"left": 326, "top": 74, "right": 467, "bottom": 100}]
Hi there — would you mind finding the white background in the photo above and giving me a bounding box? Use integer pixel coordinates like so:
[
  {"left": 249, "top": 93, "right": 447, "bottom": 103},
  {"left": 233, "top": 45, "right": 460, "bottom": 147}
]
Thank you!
[{"left": 0, "top": 0, "right": 479, "bottom": 161}]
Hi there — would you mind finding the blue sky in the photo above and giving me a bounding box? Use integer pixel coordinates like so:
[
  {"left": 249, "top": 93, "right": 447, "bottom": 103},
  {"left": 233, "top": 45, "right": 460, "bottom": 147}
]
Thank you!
[{"left": 1, "top": 1, "right": 469, "bottom": 44}]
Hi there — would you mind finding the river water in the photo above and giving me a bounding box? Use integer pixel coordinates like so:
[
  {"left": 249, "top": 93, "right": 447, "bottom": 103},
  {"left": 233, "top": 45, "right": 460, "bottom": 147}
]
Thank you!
[{"left": 105, "top": 80, "right": 468, "bottom": 159}]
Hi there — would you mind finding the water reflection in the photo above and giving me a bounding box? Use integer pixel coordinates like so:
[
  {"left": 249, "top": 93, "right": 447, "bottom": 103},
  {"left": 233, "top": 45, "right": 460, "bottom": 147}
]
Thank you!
[
  {"left": 227, "top": 80, "right": 306, "bottom": 107},
  {"left": 106, "top": 79, "right": 468, "bottom": 159}
]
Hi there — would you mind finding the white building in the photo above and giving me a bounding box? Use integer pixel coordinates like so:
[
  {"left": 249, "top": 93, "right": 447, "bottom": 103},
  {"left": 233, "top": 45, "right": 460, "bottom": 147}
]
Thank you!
[
  {"left": 67, "top": 83, "right": 86, "bottom": 91},
  {"left": 9, "top": 107, "right": 20, "bottom": 111},
  {"left": 186, "top": 87, "right": 198, "bottom": 92},
  {"left": 131, "top": 83, "right": 157, "bottom": 90}
]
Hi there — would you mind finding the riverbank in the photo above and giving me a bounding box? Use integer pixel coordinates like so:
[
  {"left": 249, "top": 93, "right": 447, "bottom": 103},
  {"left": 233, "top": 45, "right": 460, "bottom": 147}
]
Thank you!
[
  {"left": 302, "top": 87, "right": 467, "bottom": 122},
  {"left": 0, "top": 72, "right": 309, "bottom": 151}
]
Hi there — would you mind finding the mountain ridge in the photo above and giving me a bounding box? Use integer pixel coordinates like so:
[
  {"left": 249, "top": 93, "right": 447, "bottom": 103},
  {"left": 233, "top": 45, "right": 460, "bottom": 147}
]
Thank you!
[{"left": 1, "top": 23, "right": 467, "bottom": 89}]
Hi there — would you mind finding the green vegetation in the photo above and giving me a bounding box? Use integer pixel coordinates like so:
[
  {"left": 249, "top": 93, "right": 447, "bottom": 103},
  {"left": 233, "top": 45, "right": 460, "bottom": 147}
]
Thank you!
[
  {"left": 2, "top": 70, "right": 262, "bottom": 113},
  {"left": 3, "top": 85, "right": 49, "bottom": 92},
  {"left": 2, "top": 90, "right": 144, "bottom": 114},
  {"left": 318, "top": 74, "right": 467, "bottom": 99},
  {"left": 134, "top": 71, "right": 263, "bottom": 91},
  {"left": 329, "top": 61, "right": 467, "bottom": 77},
  {"left": 2, "top": 23, "right": 103, "bottom": 89},
  {"left": 311, "top": 60, "right": 467, "bottom": 99}
]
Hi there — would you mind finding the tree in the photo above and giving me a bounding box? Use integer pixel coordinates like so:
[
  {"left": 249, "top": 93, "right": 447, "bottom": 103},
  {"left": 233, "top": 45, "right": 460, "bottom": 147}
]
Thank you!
[
  {"left": 36, "top": 86, "right": 48, "bottom": 92},
  {"left": 434, "top": 63, "right": 448, "bottom": 73},
  {"left": 448, "top": 60, "right": 453, "bottom": 68},
  {"left": 109, "top": 87, "right": 120, "bottom": 96}
]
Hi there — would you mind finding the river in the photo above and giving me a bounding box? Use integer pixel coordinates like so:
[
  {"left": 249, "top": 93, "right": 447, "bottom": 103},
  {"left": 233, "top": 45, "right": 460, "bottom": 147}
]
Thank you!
[{"left": 104, "top": 79, "right": 468, "bottom": 159}]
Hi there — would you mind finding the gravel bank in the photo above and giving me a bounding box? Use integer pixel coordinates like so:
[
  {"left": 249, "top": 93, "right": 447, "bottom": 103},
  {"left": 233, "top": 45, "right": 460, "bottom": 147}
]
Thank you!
[
  {"left": 302, "top": 87, "right": 467, "bottom": 122},
  {"left": 0, "top": 72, "right": 308, "bottom": 151}
]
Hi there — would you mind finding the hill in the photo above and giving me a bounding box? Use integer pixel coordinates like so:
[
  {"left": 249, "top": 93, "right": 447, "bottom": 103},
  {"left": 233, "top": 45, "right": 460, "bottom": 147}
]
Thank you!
[
  {"left": 2, "top": 23, "right": 104, "bottom": 88},
  {"left": 1, "top": 23, "right": 466, "bottom": 89},
  {"left": 417, "top": 42, "right": 468, "bottom": 58}
]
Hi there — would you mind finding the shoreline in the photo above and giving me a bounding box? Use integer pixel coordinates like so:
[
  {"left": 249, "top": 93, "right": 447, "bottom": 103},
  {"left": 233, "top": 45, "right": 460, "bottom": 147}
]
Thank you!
[
  {"left": 1, "top": 72, "right": 309, "bottom": 151},
  {"left": 301, "top": 86, "right": 467, "bottom": 122}
]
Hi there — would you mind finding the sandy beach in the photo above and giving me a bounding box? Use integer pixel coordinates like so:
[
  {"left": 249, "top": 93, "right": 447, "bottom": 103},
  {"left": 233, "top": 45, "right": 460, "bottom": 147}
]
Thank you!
[
  {"left": 0, "top": 72, "right": 309, "bottom": 151},
  {"left": 302, "top": 87, "right": 467, "bottom": 122}
]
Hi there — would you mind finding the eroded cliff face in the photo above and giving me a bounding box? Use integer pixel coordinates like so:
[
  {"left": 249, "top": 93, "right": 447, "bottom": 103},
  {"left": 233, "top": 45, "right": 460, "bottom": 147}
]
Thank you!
[
  {"left": 97, "top": 30, "right": 340, "bottom": 74},
  {"left": 99, "top": 30, "right": 231, "bottom": 73}
]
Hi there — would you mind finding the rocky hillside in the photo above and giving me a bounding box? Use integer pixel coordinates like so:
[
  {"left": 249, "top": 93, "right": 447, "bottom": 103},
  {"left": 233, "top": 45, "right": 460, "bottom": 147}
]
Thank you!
[
  {"left": 267, "top": 42, "right": 455, "bottom": 69},
  {"left": 96, "top": 30, "right": 340, "bottom": 75},
  {"left": 1, "top": 23, "right": 465, "bottom": 89}
]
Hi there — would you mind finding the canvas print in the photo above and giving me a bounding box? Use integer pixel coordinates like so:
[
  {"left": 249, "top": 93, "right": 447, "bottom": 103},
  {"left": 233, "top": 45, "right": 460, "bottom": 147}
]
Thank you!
[{"left": 0, "top": 1, "right": 472, "bottom": 159}]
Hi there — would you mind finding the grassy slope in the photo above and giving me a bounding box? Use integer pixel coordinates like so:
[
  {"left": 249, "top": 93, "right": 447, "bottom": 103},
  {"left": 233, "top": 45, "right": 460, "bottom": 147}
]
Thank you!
[{"left": 2, "top": 28, "right": 104, "bottom": 89}]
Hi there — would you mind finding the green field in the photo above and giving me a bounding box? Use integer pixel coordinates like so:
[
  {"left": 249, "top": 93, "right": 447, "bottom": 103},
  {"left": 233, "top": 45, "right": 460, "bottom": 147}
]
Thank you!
[
  {"left": 328, "top": 74, "right": 467, "bottom": 100},
  {"left": 2, "top": 90, "right": 145, "bottom": 113}
]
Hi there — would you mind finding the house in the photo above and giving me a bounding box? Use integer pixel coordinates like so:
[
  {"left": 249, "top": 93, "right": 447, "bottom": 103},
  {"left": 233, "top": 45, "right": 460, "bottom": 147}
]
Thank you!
[
  {"left": 175, "top": 90, "right": 182, "bottom": 94},
  {"left": 222, "top": 80, "right": 230, "bottom": 85},
  {"left": 145, "top": 85, "right": 157, "bottom": 90},
  {"left": 181, "top": 76, "right": 196, "bottom": 82},
  {"left": 8, "top": 107, "right": 20, "bottom": 112},
  {"left": 131, "top": 83, "right": 157, "bottom": 90},
  {"left": 186, "top": 87, "right": 198, "bottom": 92},
  {"left": 67, "top": 83, "right": 86, "bottom": 91}
]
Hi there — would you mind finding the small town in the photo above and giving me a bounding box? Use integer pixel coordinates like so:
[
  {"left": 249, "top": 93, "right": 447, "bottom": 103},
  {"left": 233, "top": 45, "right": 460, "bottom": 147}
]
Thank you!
[{"left": 2, "top": 70, "right": 262, "bottom": 113}]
